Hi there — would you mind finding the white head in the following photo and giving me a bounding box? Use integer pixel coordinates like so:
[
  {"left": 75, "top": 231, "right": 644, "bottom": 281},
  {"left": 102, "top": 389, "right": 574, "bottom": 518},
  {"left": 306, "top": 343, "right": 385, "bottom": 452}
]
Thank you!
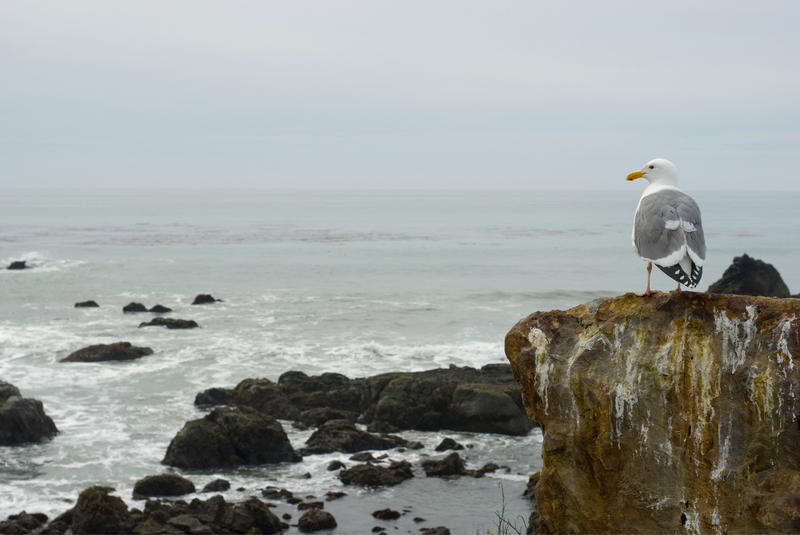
[{"left": 626, "top": 158, "right": 678, "bottom": 186}]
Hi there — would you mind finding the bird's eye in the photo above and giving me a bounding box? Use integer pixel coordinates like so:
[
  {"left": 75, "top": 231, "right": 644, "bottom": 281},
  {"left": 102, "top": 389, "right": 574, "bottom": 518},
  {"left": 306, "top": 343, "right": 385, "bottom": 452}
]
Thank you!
[{"left": 649, "top": 165, "right": 654, "bottom": 169}]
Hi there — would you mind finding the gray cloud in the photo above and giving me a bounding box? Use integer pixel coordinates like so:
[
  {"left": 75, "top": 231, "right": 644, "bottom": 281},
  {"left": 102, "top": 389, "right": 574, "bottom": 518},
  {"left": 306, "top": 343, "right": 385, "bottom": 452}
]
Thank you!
[{"left": 1, "top": 1, "right": 798, "bottom": 189}]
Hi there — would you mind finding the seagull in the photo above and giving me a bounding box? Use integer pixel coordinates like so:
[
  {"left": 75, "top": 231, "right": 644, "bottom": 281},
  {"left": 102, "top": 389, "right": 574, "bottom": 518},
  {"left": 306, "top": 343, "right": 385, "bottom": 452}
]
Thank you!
[{"left": 627, "top": 158, "right": 706, "bottom": 296}]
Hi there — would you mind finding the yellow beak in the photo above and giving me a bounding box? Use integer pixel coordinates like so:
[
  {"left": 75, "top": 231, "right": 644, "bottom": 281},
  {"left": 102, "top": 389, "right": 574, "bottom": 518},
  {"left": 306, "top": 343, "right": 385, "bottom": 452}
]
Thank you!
[{"left": 626, "top": 170, "right": 645, "bottom": 181}]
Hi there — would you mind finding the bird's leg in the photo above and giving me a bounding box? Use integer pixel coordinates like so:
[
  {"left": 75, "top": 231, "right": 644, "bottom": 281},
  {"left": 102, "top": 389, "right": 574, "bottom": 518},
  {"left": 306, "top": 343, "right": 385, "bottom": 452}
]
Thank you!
[
  {"left": 675, "top": 282, "right": 681, "bottom": 292},
  {"left": 635, "top": 262, "right": 656, "bottom": 296}
]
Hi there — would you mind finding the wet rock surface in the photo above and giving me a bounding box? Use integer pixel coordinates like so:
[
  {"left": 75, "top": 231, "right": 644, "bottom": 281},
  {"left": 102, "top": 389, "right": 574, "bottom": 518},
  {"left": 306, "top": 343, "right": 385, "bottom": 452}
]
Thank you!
[
  {"left": 0, "top": 511, "right": 48, "bottom": 534},
  {"left": 195, "top": 364, "right": 533, "bottom": 436},
  {"left": 434, "top": 437, "right": 464, "bottom": 451},
  {"left": 301, "top": 418, "right": 411, "bottom": 455},
  {"left": 372, "top": 508, "right": 401, "bottom": 520},
  {"left": 200, "top": 479, "right": 230, "bottom": 493},
  {"left": 74, "top": 300, "right": 100, "bottom": 308},
  {"left": 708, "top": 253, "right": 792, "bottom": 297},
  {"left": 148, "top": 304, "right": 173, "bottom": 313},
  {"left": 38, "top": 489, "right": 285, "bottom": 535},
  {"left": 338, "top": 460, "right": 414, "bottom": 487},
  {"left": 132, "top": 474, "right": 196, "bottom": 499},
  {"left": 422, "top": 452, "right": 467, "bottom": 477},
  {"left": 0, "top": 381, "right": 58, "bottom": 445},
  {"left": 60, "top": 342, "right": 154, "bottom": 363},
  {"left": 163, "top": 406, "right": 301, "bottom": 469},
  {"left": 506, "top": 292, "right": 800, "bottom": 534},
  {"left": 297, "top": 508, "right": 337, "bottom": 532},
  {"left": 7, "top": 260, "right": 27, "bottom": 270}
]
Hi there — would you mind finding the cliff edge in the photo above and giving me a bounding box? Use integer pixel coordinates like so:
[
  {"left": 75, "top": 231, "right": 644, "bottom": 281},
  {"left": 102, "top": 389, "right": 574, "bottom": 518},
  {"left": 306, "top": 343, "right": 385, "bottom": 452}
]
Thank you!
[{"left": 505, "top": 292, "right": 800, "bottom": 534}]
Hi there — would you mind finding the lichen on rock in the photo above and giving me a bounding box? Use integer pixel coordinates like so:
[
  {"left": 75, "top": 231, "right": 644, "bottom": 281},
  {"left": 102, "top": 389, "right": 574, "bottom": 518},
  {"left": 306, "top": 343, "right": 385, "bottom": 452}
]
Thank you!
[{"left": 505, "top": 292, "right": 800, "bottom": 534}]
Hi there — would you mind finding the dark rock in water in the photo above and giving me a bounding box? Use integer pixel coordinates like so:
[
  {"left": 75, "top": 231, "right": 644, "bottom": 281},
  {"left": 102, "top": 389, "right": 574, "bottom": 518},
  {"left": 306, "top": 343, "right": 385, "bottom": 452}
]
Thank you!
[
  {"left": 365, "top": 366, "right": 534, "bottom": 435},
  {"left": 237, "top": 497, "right": 283, "bottom": 533},
  {"left": 70, "top": 486, "right": 133, "bottom": 535},
  {"left": 122, "top": 302, "right": 148, "bottom": 313},
  {"left": 278, "top": 371, "right": 363, "bottom": 416},
  {"left": 0, "top": 382, "right": 58, "bottom": 445},
  {"left": 162, "top": 406, "right": 301, "bottom": 469},
  {"left": 74, "top": 300, "right": 100, "bottom": 308},
  {"left": 302, "top": 419, "right": 410, "bottom": 455},
  {"left": 121, "top": 494, "right": 281, "bottom": 534},
  {"left": 325, "top": 491, "right": 346, "bottom": 501},
  {"left": 60, "top": 342, "right": 153, "bottom": 363},
  {"left": 192, "top": 294, "right": 219, "bottom": 305},
  {"left": 422, "top": 452, "right": 466, "bottom": 477},
  {"left": 197, "top": 363, "right": 533, "bottom": 436},
  {"left": 7, "top": 261, "right": 26, "bottom": 270},
  {"left": 327, "top": 460, "right": 346, "bottom": 471},
  {"left": 707, "top": 254, "right": 791, "bottom": 297},
  {"left": 349, "top": 451, "right": 377, "bottom": 462},
  {"left": 296, "top": 406, "right": 359, "bottom": 427},
  {"left": 138, "top": 317, "right": 199, "bottom": 329},
  {"left": 338, "top": 461, "right": 413, "bottom": 487},
  {"left": 261, "top": 487, "right": 294, "bottom": 501},
  {"left": 297, "top": 501, "right": 324, "bottom": 511},
  {"left": 40, "top": 509, "right": 72, "bottom": 534},
  {"left": 132, "top": 474, "right": 196, "bottom": 499},
  {"left": 148, "top": 304, "right": 172, "bottom": 313},
  {"left": 0, "top": 511, "right": 48, "bottom": 533},
  {"left": 476, "top": 462, "right": 500, "bottom": 475},
  {"left": 434, "top": 437, "right": 464, "bottom": 451},
  {"left": 201, "top": 478, "right": 230, "bottom": 493},
  {"left": 523, "top": 471, "right": 540, "bottom": 499},
  {"left": 0, "top": 381, "right": 21, "bottom": 403},
  {"left": 421, "top": 528, "right": 451, "bottom": 535},
  {"left": 230, "top": 378, "right": 299, "bottom": 419},
  {"left": 372, "top": 508, "right": 401, "bottom": 520},
  {"left": 298, "top": 509, "right": 337, "bottom": 532},
  {"left": 194, "top": 387, "right": 235, "bottom": 408}
]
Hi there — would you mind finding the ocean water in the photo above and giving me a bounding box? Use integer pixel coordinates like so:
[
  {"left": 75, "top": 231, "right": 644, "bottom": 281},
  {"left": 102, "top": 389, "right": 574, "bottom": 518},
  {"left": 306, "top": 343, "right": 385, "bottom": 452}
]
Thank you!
[{"left": 1, "top": 188, "right": 798, "bottom": 533}]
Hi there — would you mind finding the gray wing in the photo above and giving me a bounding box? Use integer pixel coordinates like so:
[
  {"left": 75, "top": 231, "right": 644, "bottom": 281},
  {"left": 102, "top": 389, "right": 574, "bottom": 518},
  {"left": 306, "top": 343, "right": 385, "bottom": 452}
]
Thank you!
[{"left": 634, "top": 189, "right": 706, "bottom": 266}]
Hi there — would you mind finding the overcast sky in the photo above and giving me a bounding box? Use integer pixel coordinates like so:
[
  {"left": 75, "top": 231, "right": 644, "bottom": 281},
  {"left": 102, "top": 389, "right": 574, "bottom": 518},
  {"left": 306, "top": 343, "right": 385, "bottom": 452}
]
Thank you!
[{"left": 1, "top": 1, "right": 798, "bottom": 190}]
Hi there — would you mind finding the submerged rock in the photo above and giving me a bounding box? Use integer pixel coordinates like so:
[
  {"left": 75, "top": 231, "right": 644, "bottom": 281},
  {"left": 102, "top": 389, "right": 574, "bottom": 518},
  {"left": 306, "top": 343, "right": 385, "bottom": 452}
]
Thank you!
[
  {"left": 74, "top": 300, "right": 100, "bottom": 308},
  {"left": 138, "top": 317, "right": 199, "bottom": 329},
  {"left": 60, "top": 342, "right": 153, "bottom": 363},
  {"left": 0, "top": 381, "right": 58, "bottom": 445},
  {"left": 162, "top": 406, "right": 301, "bottom": 469},
  {"left": 132, "top": 474, "right": 196, "bottom": 499},
  {"left": 505, "top": 292, "right": 800, "bottom": 534},
  {"left": 708, "top": 253, "right": 791, "bottom": 297},
  {"left": 147, "top": 304, "right": 172, "bottom": 313},
  {"left": 7, "top": 260, "right": 26, "bottom": 270}
]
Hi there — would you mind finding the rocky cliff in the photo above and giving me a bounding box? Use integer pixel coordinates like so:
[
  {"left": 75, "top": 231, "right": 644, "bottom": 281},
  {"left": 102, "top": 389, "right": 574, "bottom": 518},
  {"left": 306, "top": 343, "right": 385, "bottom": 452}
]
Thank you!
[{"left": 505, "top": 292, "right": 800, "bottom": 534}]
